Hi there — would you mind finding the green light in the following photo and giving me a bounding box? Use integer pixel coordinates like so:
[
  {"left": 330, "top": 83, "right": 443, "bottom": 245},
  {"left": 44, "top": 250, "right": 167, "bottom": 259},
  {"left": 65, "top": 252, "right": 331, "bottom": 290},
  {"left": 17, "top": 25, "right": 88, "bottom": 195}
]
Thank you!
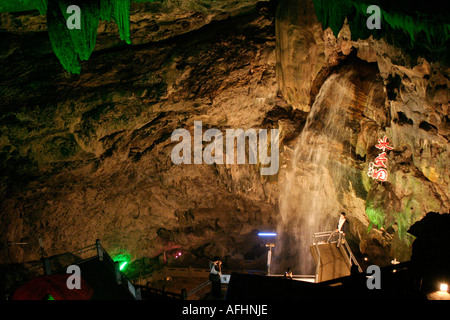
[
  {"left": 312, "top": 0, "right": 450, "bottom": 63},
  {"left": 113, "top": 252, "right": 130, "bottom": 271},
  {"left": 365, "top": 203, "right": 385, "bottom": 231},
  {"left": 0, "top": 0, "right": 159, "bottom": 74},
  {"left": 119, "top": 261, "right": 128, "bottom": 270}
]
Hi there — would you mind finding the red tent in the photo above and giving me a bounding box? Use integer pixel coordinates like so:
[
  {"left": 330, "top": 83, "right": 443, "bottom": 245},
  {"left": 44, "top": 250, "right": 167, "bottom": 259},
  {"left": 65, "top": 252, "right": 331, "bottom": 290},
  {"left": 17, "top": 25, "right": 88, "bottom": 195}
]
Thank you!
[{"left": 12, "top": 273, "right": 93, "bottom": 300}]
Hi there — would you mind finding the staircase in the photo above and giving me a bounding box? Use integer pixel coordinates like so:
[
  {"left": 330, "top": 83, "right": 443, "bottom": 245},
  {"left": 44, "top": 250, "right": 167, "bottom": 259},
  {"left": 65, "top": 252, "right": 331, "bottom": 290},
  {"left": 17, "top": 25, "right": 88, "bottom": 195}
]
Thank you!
[{"left": 310, "top": 231, "right": 362, "bottom": 283}]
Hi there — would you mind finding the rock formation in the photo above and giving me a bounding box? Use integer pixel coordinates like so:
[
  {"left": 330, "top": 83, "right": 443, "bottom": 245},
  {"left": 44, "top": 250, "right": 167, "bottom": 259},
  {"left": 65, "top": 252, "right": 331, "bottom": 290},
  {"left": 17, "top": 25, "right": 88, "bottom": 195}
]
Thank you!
[{"left": 0, "top": 0, "right": 448, "bottom": 278}]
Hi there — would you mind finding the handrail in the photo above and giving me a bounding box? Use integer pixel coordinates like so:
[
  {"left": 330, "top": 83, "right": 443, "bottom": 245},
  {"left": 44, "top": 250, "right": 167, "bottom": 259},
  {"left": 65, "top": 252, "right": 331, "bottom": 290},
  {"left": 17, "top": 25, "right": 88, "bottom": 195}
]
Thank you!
[
  {"left": 312, "top": 231, "right": 363, "bottom": 280},
  {"left": 94, "top": 241, "right": 138, "bottom": 299},
  {"left": 312, "top": 230, "right": 340, "bottom": 244},
  {"left": 24, "top": 243, "right": 99, "bottom": 276},
  {"left": 135, "top": 284, "right": 185, "bottom": 300},
  {"left": 314, "top": 241, "right": 321, "bottom": 283},
  {"left": 186, "top": 279, "right": 212, "bottom": 300},
  {"left": 342, "top": 240, "right": 363, "bottom": 272}
]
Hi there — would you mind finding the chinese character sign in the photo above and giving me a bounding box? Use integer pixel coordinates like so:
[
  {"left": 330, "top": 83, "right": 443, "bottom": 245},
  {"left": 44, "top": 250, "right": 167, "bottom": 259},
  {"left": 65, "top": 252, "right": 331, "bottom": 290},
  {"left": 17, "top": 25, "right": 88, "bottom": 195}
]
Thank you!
[{"left": 368, "top": 136, "right": 393, "bottom": 182}]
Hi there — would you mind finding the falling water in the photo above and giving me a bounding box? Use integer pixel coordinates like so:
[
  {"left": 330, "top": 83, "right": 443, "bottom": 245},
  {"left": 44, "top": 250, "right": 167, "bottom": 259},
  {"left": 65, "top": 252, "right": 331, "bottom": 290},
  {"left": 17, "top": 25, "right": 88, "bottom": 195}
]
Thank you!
[{"left": 274, "top": 70, "right": 357, "bottom": 275}]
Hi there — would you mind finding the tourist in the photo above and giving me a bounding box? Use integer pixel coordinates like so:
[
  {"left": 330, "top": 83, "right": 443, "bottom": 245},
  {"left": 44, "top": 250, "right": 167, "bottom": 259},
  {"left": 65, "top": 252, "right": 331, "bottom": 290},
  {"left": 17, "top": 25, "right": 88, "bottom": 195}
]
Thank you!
[
  {"left": 327, "top": 212, "right": 349, "bottom": 246},
  {"left": 209, "top": 256, "right": 222, "bottom": 298}
]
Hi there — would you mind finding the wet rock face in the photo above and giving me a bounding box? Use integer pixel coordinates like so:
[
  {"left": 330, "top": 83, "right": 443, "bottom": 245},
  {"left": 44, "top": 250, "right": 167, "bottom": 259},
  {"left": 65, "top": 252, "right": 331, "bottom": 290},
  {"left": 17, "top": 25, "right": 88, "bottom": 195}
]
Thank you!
[
  {"left": 0, "top": 0, "right": 448, "bottom": 273},
  {"left": 276, "top": 0, "right": 449, "bottom": 266}
]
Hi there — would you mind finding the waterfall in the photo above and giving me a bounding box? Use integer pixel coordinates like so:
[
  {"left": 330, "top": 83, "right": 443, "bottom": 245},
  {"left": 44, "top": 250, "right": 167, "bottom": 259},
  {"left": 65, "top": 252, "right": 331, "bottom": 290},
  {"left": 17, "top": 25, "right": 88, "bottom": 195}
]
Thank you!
[{"left": 274, "top": 70, "right": 356, "bottom": 275}]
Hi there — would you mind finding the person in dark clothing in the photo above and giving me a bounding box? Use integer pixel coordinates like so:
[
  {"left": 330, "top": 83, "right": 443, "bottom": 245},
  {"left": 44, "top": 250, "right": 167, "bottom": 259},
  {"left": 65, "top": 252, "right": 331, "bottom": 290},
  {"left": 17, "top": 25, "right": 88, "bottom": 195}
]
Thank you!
[
  {"left": 327, "top": 212, "right": 349, "bottom": 246},
  {"left": 209, "top": 256, "right": 222, "bottom": 298},
  {"left": 336, "top": 212, "right": 349, "bottom": 235}
]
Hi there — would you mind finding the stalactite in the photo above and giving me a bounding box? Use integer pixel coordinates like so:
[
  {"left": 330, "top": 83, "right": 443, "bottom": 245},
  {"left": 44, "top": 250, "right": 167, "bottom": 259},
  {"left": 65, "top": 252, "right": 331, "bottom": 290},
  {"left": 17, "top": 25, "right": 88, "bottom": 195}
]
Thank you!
[
  {"left": 100, "top": 0, "right": 131, "bottom": 44},
  {"left": 59, "top": 1, "right": 100, "bottom": 61},
  {"left": 47, "top": 1, "right": 81, "bottom": 74},
  {"left": 312, "top": 0, "right": 449, "bottom": 53},
  {"left": 312, "top": 0, "right": 352, "bottom": 37},
  {"left": 34, "top": 0, "right": 48, "bottom": 14},
  {"left": 1, "top": 0, "right": 157, "bottom": 73},
  {"left": 0, "top": 0, "right": 47, "bottom": 14},
  {"left": 1, "top": 0, "right": 448, "bottom": 73}
]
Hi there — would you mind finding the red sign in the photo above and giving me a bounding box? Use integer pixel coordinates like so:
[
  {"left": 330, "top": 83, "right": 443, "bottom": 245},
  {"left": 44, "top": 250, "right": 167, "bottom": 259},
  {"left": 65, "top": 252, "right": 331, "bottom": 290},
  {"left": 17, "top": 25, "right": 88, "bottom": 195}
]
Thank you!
[
  {"left": 373, "top": 152, "right": 388, "bottom": 168},
  {"left": 375, "top": 136, "right": 394, "bottom": 152},
  {"left": 368, "top": 136, "right": 393, "bottom": 182}
]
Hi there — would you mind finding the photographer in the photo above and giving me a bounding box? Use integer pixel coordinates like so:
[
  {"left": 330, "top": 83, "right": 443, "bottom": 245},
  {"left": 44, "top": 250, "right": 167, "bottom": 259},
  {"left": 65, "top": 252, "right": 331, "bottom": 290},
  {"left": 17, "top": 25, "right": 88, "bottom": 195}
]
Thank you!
[{"left": 209, "top": 256, "right": 222, "bottom": 298}]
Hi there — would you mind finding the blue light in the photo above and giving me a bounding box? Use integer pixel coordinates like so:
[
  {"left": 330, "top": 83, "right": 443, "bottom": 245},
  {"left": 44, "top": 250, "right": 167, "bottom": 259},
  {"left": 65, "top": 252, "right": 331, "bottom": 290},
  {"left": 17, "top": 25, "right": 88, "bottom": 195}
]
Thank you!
[{"left": 258, "top": 232, "right": 277, "bottom": 237}]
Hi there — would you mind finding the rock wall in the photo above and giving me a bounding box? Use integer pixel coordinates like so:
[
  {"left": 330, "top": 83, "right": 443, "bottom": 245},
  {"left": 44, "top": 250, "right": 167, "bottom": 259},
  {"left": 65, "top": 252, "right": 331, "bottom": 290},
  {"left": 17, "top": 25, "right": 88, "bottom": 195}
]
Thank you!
[
  {"left": 0, "top": 0, "right": 448, "bottom": 275},
  {"left": 275, "top": 0, "right": 449, "bottom": 266},
  {"left": 0, "top": 1, "right": 283, "bottom": 269}
]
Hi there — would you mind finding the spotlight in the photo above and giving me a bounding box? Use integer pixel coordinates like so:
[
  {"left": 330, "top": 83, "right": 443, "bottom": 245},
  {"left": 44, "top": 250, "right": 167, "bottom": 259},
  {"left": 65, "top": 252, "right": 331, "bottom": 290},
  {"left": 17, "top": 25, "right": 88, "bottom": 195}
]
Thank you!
[
  {"left": 258, "top": 232, "right": 277, "bottom": 237},
  {"left": 440, "top": 283, "right": 448, "bottom": 292}
]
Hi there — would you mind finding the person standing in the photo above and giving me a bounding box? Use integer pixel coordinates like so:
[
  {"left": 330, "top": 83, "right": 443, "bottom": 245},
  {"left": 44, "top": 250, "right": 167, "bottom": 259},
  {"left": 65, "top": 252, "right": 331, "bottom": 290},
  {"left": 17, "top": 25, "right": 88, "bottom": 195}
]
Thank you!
[
  {"left": 337, "top": 212, "right": 349, "bottom": 235},
  {"left": 209, "top": 256, "right": 222, "bottom": 298},
  {"left": 327, "top": 212, "right": 349, "bottom": 246}
]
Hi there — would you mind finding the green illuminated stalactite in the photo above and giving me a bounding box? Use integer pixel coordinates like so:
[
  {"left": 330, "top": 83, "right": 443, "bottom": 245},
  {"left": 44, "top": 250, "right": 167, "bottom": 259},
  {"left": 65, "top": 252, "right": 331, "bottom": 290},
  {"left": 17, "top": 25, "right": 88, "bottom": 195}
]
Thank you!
[
  {"left": 0, "top": 0, "right": 47, "bottom": 13},
  {"left": 47, "top": 1, "right": 102, "bottom": 74},
  {"left": 312, "top": 0, "right": 449, "bottom": 57},
  {"left": 100, "top": 0, "right": 132, "bottom": 44},
  {"left": 2, "top": 0, "right": 448, "bottom": 72},
  {"left": 34, "top": 0, "right": 48, "bottom": 14},
  {"left": 114, "top": 0, "right": 131, "bottom": 45},
  {"left": 312, "top": 0, "right": 352, "bottom": 37},
  {"left": 60, "top": 1, "right": 100, "bottom": 63},
  {"left": 47, "top": 1, "right": 81, "bottom": 74},
  {"left": 1, "top": 0, "right": 152, "bottom": 73},
  {"left": 46, "top": 0, "right": 134, "bottom": 74}
]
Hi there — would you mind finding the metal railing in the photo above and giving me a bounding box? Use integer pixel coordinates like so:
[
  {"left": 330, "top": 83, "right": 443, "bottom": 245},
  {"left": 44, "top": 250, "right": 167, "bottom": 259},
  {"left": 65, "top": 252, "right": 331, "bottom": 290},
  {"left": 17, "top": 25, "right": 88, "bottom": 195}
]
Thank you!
[
  {"left": 268, "top": 274, "right": 316, "bottom": 283},
  {"left": 132, "top": 266, "right": 212, "bottom": 285},
  {"left": 312, "top": 231, "right": 362, "bottom": 282},
  {"left": 94, "top": 240, "right": 138, "bottom": 299},
  {"left": 341, "top": 237, "right": 363, "bottom": 273},
  {"left": 313, "top": 239, "right": 322, "bottom": 283},
  {"left": 135, "top": 284, "right": 186, "bottom": 300},
  {"left": 25, "top": 243, "right": 99, "bottom": 276},
  {"left": 186, "top": 279, "right": 212, "bottom": 300}
]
